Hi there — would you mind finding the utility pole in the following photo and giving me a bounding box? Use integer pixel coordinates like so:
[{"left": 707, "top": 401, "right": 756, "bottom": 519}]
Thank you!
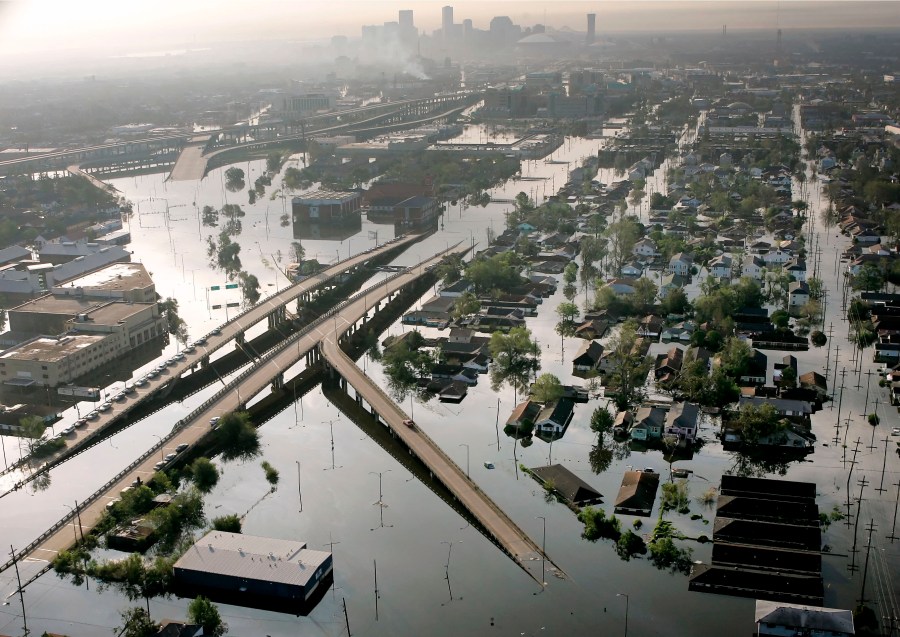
[
  {"left": 888, "top": 479, "right": 900, "bottom": 544},
  {"left": 867, "top": 398, "right": 880, "bottom": 451},
  {"left": 860, "top": 370, "right": 874, "bottom": 418},
  {"left": 845, "top": 438, "right": 862, "bottom": 523},
  {"left": 824, "top": 322, "right": 834, "bottom": 377},
  {"left": 831, "top": 348, "right": 841, "bottom": 405},
  {"left": 876, "top": 436, "right": 890, "bottom": 494},
  {"left": 858, "top": 519, "right": 876, "bottom": 606},
  {"left": 833, "top": 370, "right": 846, "bottom": 445},
  {"left": 296, "top": 460, "right": 303, "bottom": 513},
  {"left": 9, "top": 545, "right": 27, "bottom": 637},
  {"left": 322, "top": 419, "right": 340, "bottom": 470}
]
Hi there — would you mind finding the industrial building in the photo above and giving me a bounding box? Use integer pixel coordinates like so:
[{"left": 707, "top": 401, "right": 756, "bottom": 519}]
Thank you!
[
  {"left": 174, "top": 531, "right": 333, "bottom": 604},
  {"left": 292, "top": 189, "right": 362, "bottom": 225},
  {"left": 0, "top": 297, "right": 166, "bottom": 387},
  {"left": 51, "top": 262, "right": 156, "bottom": 303}
]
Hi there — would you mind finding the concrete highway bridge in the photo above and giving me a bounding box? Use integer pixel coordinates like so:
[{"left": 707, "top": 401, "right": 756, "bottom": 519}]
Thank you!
[
  {"left": 0, "top": 93, "right": 478, "bottom": 178},
  {"left": 0, "top": 234, "right": 419, "bottom": 490},
  {"left": 0, "top": 243, "right": 557, "bottom": 592}
]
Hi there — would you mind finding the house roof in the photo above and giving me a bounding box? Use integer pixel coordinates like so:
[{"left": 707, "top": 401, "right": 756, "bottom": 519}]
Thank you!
[
  {"left": 615, "top": 470, "right": 660, "bottom": 512},
  {"left": 754, "top": 601, "right": 854, "bottom": 634},
  {"left": 799, "top": 371, "right": 827, "bottom": 390},
  {"left": 507, "top": 400, "right": 541, "bottom": 426},
  {"left": 573, "top": 340, "right": 604, "bottom": 364},
  {"left": 633, "top": 406, "right": 666, "bottom": 430},
  {"left": 530, "top": 464, "right": 603, "bottom": 505},
  {"left": 666, "top": 401, "right": 700, "bottom": 429},
  {"left": 536, "top": 397, "right": 575, "bottom": 425},
  {"left": 173, "top": 531, "right": 331, "bottom": 589}
]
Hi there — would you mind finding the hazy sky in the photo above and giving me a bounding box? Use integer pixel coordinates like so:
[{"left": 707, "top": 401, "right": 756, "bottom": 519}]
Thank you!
[{"left": 0, "top": 1, "right": 897, "bottom": 74}]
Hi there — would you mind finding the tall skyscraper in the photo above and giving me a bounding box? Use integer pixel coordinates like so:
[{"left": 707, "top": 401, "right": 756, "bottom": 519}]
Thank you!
[
  {"left": 586, "top": 13, "right": 596, "bottom": 45},
  {"left": 399, "top": 10, "right": 414, "bottom": 29},
  {"left": 442, "top": 5, "right": 454, "bottom": 39}
]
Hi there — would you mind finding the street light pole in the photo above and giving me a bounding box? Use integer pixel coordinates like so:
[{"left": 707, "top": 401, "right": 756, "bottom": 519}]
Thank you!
[
  {"left": 63, "top": 504, "right": 79, "bottom": 545},
  {"left": 536, "top": 515, "right": 546, "bottom": 585},
  {"left": 617, "top": 593, "right": 629, "bottom": 637},
  {"left": 152, "top": 434, "right": 164, "bottom": 461},
  {"left": 459, "top": 443, "right": 470, "bottom": 478},
  {"left": 296, "top": 460, "right": 303, "bottom": 513}
]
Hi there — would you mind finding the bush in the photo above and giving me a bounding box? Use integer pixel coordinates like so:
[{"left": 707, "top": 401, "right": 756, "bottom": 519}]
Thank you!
[
  {"left": 261, "top": 461, "right": 279, "bottom": 487},
  {"left": 615, "top": 530, "right": 647, "bottom": 560},
  {"left": 188, "top": 458, "right": 219, "bottom": 493},
  {"left": 577, "top": 506, "right": 622, "bottom": 542},
  {"left": 211, "top": 514, "right": 242, "bottom": 533},
  {"left": 216, "top": 412, "right": 260, "bottom": 461},
  {"left": 661, "top": 480, "right": 691, "bottom": 514},
  {"left": 810, "top": 330, "right": 827, "bottom": 347}
]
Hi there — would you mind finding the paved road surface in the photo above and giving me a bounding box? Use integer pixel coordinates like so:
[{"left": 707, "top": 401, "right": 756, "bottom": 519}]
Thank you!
[{"left": 319, "top": 253, "right": 554, "bottom": 585}]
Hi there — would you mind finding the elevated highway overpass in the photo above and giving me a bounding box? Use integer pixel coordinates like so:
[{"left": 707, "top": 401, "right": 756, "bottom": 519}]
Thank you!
[{"left": 0, "top": 244, "right": 467, "bottom": 589}]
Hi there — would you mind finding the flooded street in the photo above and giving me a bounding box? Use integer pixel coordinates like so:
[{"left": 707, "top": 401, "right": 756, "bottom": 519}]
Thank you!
[{"left": 0, "top": 119, "right": 896, "bottom": 636}]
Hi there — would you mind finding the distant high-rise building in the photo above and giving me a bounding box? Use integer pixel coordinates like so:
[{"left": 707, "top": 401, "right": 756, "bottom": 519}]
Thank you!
[
  {"left": 442, "top": 5, "right": 454, "bottom": 39},
  {"left": 462, "top": 18, "right": 473, "bottom": 40},
  {"left": 586, "top": 13, "right": 596, "bottom": 45},
  {"left": 399, "top": 10, "right": 414, "bottom": 29}
]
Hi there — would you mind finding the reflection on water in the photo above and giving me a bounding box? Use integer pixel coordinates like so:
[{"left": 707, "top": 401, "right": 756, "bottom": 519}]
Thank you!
[{"left": 293, "top": 218, "right": 362, "bottom": 241}]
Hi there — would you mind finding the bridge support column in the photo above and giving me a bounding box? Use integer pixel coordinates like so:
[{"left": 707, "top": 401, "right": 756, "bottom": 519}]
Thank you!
[
  {"left": 272, "top": 373, "right": 284, "bottom": 391},
  {"left": 235, "top": 331, "right": 245, "bottom": 346},
  {"left": 200, "top": 355, "right": 210, "bottom": 368}
]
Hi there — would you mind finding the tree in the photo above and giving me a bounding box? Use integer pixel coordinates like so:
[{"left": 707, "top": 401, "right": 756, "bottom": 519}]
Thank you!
[
  {"left": 780, "top": 366, "right": 797, "bottom": 389},
  {"left": 606, "top": 321, "right": 652, "bottom": 411},
  {"left": 603, "top": 217, "right": 641, "bottom": 276},
  {"left": 215, "top": 412, "right": 260, "bottom": 461},
  {"left": 717, "top": 337, "right": 753, "bottom": 380},
  {"left": 532, "top": 373, "right": 564, "bottom": 404},
  {"left": 556, "top": 301, "right": 580, "bottom": 325},
  {"left": 810, "top": 330, "right": 827, "bottom": 347},
  {"left": 239, "top": 271, "right": 261, "bottom": 305},
  {"left": 489, "top": 327, "right": 541, "bottom": 401},
  {"left": 211, "top": 514, "right": 242, "bottom": 533},
  {"left": 18, "top": 415, "right": 47, "bottom": 456},
  {"left": 633, "top": 278, "right": 658, "bottom": 309},
  {"left": 852, "top": 264, "right": 884, "bottom": 292},
  {"left": 383, "top": 331, "right": 435, "bottom": 389},
  {"left": 261, "top": 460, "right": 280, "bottom": 487},
  {"left": 118, "top": 607, "right": 158, "bottom": 637},
  {"left": 188, "top": 596, "right": 227, "bottom": 637},
  {"left": 189, "top": 457, "right": 219, "bottom": 493},
  {"left": 289, "top": 241, "right": 305, "bottom": 263},
  {"left": 563, "top": 262, "right": 578, "bottom": 285},
  {"left": 451, "top": 292, "right": 480, "bottom": 320},
  {"left": 589, "top": 406, "right": 614, "bottom": 435},
  {"left": 616, "top": 529, "right": 648, "bottom": 560},
  {"left": 159, "top": 297, "right": 188, "bottom": 345},
  {"left": 266, "top": 152, "right": 283, "bottom": 173},
  {"left": 660, "top": 288, "right": 690, "bottom": 316},
  {"left": 730, "top": 403, "right": 783, "bottom": 444}
]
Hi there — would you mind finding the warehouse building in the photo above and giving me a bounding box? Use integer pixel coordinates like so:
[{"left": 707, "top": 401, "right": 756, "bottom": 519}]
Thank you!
[
  {"left": 173, "top": 531, "right": 333, "bottom": 604},
  {"left": 0, "top": 299, "right": 166, "bottom": 387},
  {"left": 51, "top": 262, "right": 156, "bottom": 303},
  {"left": 292, "top": 189, "right": 361, "bottom": 225}
]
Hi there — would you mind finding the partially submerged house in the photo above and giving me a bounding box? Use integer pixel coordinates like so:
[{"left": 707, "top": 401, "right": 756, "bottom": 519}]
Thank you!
[
  {"left": 614, "top": 469, "right": 660, "bottom": 516},
  {"left": 530, "top": 464, "right": 603, "bottom": 507}
]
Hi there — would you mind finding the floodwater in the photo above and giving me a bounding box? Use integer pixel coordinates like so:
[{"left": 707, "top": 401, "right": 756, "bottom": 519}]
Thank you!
[{"left": 0, "top": 118, "right": 897, "bottom": 636}]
